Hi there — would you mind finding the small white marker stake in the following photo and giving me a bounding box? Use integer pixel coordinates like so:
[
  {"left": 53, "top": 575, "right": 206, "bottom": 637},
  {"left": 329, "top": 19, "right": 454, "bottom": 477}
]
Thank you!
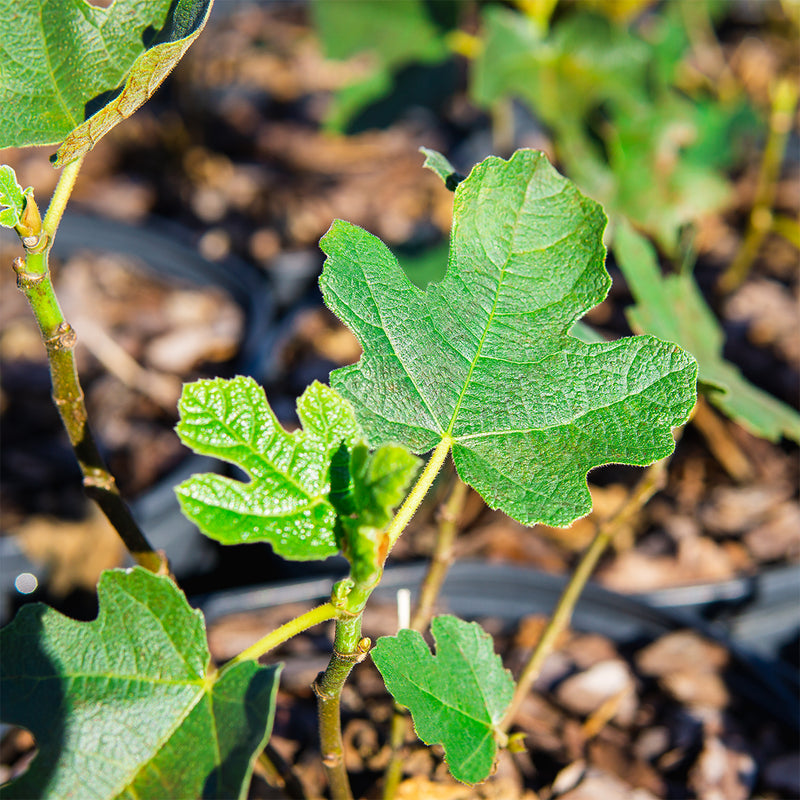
[{"left": 397, "top": 588, "right": 411, "bottom": 631}]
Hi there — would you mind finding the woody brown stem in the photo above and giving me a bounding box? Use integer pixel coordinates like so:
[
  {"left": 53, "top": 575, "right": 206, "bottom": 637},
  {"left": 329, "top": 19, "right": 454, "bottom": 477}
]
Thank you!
[{"left": 10, "top": 157, "right": 165, "bottom": 574}]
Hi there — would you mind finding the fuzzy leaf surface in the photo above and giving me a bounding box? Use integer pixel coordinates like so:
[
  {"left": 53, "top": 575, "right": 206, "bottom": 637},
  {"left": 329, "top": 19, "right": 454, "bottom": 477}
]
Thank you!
[
  {"left": 0, "top": 165, "right": 32, "bottom": 228},
  {"left": 331, "top": 442, "right": 419, "bottom": 604},
  {"left": 371, "top": 615, "right": 515, "bottom": 784},
  {"left": 320, "top": 149, "right": 697, "bottom": 527},
  {"left": 615, "top": 220, "right": 800, "bottom": 443},
  {"left": 0, "top": 568, "right": 280, "bottom": 800},
  {"left": 0, "top": 0, "right": 212, "bottom": 165},
  {"left": 175, "top": 377, "right": 361, "bottom": 559}
]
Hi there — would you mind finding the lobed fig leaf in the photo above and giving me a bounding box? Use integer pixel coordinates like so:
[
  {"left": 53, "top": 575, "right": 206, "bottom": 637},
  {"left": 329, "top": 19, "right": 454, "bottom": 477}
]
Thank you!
[
  {"left": 615, "top": 220, "right": 800, "bottom": 443},
  {"left": 175, "top": 376, "right": 362, "bottom": 560},
  {"left": 371, "top": 615, "right": 515, "bottom": 785},
  {"left": 0, "top": 568, "right": 280, "bottom": 800},
  {"left": 320, "top": 149, "right": 697, "bottom": 528},
  {"left": 0, "top": 0, "right": 213, "bottom": 166},
  {"left": 0, "top": 165, "right": 32, "bottom": 228}
]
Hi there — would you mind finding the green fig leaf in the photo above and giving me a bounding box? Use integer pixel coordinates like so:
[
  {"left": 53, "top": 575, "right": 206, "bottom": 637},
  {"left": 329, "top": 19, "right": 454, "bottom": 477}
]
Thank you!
[
  {"left": 371, "top": 615, "right": 515, "bottom": 785},
  {"left": 330, "top": 441, "right": 419, "bottom": 608},
  {"left": 0, "top": 568, "right": 280, "bottom": 800},
  {"left": 0, "top": 0, "right": 213, "bottom": 166},
  {"left": 320, "top": 149, "right": 697, "bottom": 528},
  {"left": 420, "top": 146, "right": 464, "bottom": 191},
  {"left": 175, "top": 377, "right": 361, "bottom": 559},
  {"left": 0, "top": 164, "right": 32, "bottom": 228},
  {"left": 614, "top": 220, "right": 800, "bottom": 443}
]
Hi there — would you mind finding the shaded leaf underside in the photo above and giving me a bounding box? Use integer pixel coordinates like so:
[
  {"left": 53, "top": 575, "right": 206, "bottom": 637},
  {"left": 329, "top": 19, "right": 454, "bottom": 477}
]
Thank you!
[
  {"left": 0, "top": 568, "right": 280, "bottom": 800},
  {"left": 0, "top": 0, "right": 213, "bottom": 166}
]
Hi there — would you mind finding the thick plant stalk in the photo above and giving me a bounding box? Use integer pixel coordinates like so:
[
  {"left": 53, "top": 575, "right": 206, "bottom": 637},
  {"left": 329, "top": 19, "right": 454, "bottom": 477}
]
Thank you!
[
  {"left": 314, "top": 614, "right": 369, "bottom": 800},
  {"left": 316, "top": 444, "right": 453, "bottom": 800},
  {"left": 13, "top": 157, "right": 165, "bottom": 574},
  {"left": 382, "top": 475, "right": 469, "bottom": 799},
  {"left": 498, "top": 458, "right": 669, "bottom": 734},
  {"left": 717, "top": 77, "right": 798, "bottom": 293}
]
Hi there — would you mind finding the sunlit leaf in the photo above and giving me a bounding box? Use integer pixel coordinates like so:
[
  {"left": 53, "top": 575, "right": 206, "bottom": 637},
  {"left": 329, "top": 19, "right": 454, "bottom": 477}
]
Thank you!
[
  {"left": 175, "top": 377, "right": 360, "bottom": 559},
  {"left": 372, "top": 615, "right": 515, "bottom": 784},
  {"left": 320, "top": 149, "right": 697, "bottom": 527}
]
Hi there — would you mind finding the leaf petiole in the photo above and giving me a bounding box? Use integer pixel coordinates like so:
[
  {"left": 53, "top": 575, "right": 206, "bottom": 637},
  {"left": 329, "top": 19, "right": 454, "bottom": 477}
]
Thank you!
[
  {"left": 385, "top": 436, "right": 452, "bottom": 551},
  {"left": 41, "top": 154, "right": 85, "bottom": 245},
  {"left": 226, "top": 601, "right": 339, "bottom": 669}
]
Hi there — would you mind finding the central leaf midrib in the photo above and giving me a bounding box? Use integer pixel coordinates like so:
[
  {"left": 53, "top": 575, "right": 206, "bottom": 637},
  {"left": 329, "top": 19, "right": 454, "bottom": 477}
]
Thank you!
[{"left": 444, "top": 184, "right": 529, "bottom": 436}]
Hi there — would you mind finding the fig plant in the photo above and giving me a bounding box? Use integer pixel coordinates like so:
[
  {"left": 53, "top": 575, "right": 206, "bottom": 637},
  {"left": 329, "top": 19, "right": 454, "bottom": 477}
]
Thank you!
[{"left": 0, "top": 2, "right": 699, "bottom": 798}]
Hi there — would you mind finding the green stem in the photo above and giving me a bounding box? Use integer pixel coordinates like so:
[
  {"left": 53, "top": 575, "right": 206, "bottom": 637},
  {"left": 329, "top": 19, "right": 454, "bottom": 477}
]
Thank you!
[
  {"left": 42, "top": 156, "right": 84, "bottom": 244},
  {"left": 12, "top": 157, "right": 164, "bottom": 574},
  {"left": 718, "top": 77, "right": 798, "bottom": 293},
  {"left": 315, "top": 614, "right": 368, "bottom": 800},
  {"left": 315, "top": 438, "right": 452, "bottom": 800},
  {"left": 498, "top": 459, "right": 669, "bottom": 734},
  {"left": 386, "top": 437, "right": 452, "bottom": 551},
  {"left": 226, "top": 602, "right": 337, "bottom": 669}
]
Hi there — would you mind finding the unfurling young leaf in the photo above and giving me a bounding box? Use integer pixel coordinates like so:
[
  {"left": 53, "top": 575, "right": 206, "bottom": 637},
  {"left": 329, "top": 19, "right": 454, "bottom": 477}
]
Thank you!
[
  {"left": 614, "top": 219, "right": 800, "bottom": 443},
  {"left": 0, "top": 0, "right": 214, "bottom": 166},
  {"left": 371, "top": 615, "right": 515, "bottom": 785},
  {"left": 331, "top": 441, "right": 420, "bottom": 610},
  {"left": 0, "top": 568, "right": 280, "bottom": 800},
  {"left": 0, "top": 165, "right": 33, "bottom": 228},
  {"left": 320, "top": 149, "right": 698, "bottom": 528},
  {"left": 175, "top": 377, "right": 360, "bottom": 560}
]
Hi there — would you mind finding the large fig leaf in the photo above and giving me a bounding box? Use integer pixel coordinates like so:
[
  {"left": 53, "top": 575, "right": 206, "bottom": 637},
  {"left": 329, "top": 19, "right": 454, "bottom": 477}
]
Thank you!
[
  {"left": 0, "top": 0, "right": 213, "bottom": 166},
  {"left": 614, "top": 220, "right": 800, "bottom": 443},
  {"left": 371, "top": 615, "right": 515, "bottom": 785},
  {"left": 0, "top": 568, "right": 280, "bottom": 800},
  {"left": 175, "top": 377, "right": 361, "bottom": 559},
  {"left": 320, "top": 149, "right": 697, "bottom": 528}
]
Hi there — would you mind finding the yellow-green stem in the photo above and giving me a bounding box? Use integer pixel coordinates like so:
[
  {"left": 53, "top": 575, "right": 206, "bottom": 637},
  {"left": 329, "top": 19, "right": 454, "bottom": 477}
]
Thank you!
[
  {"left": 718, "top": 77, "right": 798, "bottom": 293},
  {"left": 498, "top": 459, "right": 668, "bottom": 734},
  {"left": 226, "top": 602, "right": 337, "bottom": 669},
  {"left": 42, "top": 156, "right": 85, "bottom": 244},
  {"left": 386, "top": 437, "right": 452, "bottom": 551}
]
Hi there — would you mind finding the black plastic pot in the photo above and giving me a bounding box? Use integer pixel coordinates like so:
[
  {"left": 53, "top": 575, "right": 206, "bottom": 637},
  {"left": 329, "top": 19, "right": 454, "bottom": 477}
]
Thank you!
[
  {"left": 0, "top": 211, "right": 278, "bottom": 621},
  {"left": 194, "top": 560, "right": 800, "bottom": 732}
]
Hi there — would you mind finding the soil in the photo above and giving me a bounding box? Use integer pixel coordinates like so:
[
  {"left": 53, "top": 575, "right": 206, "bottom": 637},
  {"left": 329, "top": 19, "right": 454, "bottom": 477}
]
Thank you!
[{"left": 0, "top": 1, "right": 797, "bottom": 798}]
